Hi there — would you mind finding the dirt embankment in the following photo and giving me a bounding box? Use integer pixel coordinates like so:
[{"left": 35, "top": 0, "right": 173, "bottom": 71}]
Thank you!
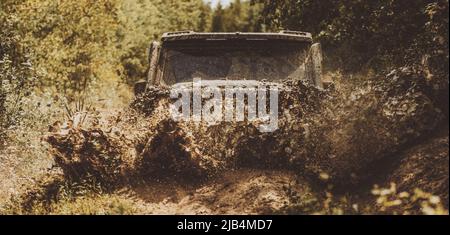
[{"left": 8, "top": 68, "right": 448, "bottom": 215}]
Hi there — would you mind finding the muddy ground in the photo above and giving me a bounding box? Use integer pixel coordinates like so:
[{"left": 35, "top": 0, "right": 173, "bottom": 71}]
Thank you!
[{"left": 2, "top": 68, "right": 448, "bottom": 215}]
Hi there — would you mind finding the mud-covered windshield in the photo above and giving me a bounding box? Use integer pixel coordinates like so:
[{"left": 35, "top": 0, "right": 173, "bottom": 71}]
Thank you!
[{"left": 160, "top": 41, "right": 310, "bottom": 85}]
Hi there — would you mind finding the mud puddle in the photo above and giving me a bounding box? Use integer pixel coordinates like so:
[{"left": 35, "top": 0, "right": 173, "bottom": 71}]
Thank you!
[{"left": 130, "top": 168, "right": 311, "bottom": 215}]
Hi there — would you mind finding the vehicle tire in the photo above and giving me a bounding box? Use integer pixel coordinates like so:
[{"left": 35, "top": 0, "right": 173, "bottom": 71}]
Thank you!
[{"left": 134, "top": 80, "right": 147, "bottom": 96}]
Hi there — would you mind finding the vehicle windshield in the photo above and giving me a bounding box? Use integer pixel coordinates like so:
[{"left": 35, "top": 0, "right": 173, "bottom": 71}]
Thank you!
[{"left": 160, "top": 41, "right": 310, "bottom": 85}]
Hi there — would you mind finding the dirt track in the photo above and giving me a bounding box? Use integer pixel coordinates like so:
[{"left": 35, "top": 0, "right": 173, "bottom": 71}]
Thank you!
[{"left": 130, "top": 169, "right": 308, "bottom": 215}]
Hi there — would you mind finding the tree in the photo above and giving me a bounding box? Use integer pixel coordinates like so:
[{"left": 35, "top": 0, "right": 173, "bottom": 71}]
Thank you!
[
  {"left": 8, "top": 0, "right": 123, "bottom": 94},
  {"left": 210, "top": 0, "right": 264, "bottom": 32},
  {"left": 197, "top": 3, "right": 212, "bottom": 32},
  {"left": 243, "top": 1, "right": 264, "bottom": 32},
  {"left": 256, "top": 0, "right": 449, "bottom": 73},
  {"left": 211, "top": 2, "right": 225, "bottom": 32},
  {"left": 119, "top": 0, "right": 208, "bottom": 83},
  {"left": 1, "top": 1, "right": 36, "bottom": 140}
]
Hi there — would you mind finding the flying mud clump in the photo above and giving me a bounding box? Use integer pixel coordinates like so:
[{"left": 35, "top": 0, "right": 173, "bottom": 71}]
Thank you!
[
  {"left": 39, "top": 67, "right": 444, "bottom": 191},
  {"left": 299, "top": 68, "right": 444, "bottom": 184}
]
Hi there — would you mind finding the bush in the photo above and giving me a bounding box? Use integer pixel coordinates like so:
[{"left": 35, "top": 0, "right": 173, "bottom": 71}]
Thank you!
[
  {"left": 0, "top": 9, "right": 36, "bottom": 146},
  {"left": 256, "top": 0, "right": 449, "bottom": 74}
]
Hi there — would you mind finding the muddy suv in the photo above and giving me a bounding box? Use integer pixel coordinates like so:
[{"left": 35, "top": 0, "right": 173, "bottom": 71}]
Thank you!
[{"left": 135, "top": 31, "right": 323, "bottom": 95}]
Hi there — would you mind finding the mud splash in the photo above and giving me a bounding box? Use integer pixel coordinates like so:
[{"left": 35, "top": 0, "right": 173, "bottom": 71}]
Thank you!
[{"left": 10, "top": 68, "right": 448, "bottom": 214}]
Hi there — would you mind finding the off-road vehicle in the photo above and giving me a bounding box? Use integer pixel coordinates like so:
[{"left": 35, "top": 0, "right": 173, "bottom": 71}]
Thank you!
[{"left": 134, "top": 31, "right": 323, "bottom": 95}]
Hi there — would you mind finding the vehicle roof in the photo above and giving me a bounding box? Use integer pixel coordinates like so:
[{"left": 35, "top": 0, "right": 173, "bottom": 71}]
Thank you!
[{"left": 161, "top": 31, "right": 313, "bottom": 43}]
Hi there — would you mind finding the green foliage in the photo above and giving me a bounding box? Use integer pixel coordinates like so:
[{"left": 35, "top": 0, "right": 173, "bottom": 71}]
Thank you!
[
  {"left": 0, "top": 6, "right": 36, "bottom": 143},
  {"left": 1, "top": 0, "right": 210, "bottom": 92},
  {"left": 0, "top": 0, "right": 211, "bottom": 142},
  {"left": 119, "top": 0, "right": 208, "bottom": 83},
  {"left": 211, "top": 0, "right": 265, "bottom": 32},
  {"left": 372, "top": 183, "right": 448, "bottom": 215},
  {"left": 198, "top": 3, "right": 213, "bottom": 32},
  {"left": 256, "top": 0, "right": 449, "bottom": 73},
  {"left": 7, "top": 0, "right": 122, "bottom": 93},
  {"left": 211, "top": 2, "right": 225, "bottom": 32}
]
